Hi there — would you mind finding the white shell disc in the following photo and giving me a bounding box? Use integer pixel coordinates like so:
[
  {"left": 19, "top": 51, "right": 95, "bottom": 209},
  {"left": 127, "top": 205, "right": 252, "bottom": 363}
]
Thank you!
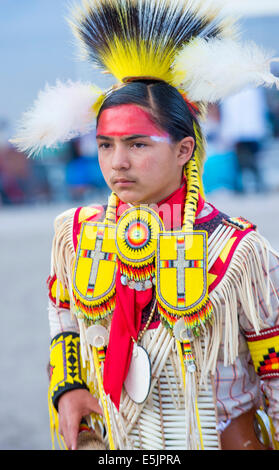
[
  {"left": 124, "top": 344, "right": 151, "bottom": 404},
  {"left": 86, "top": 325, "right": 109, "bottom": 348},
  {"left": 173, "top": 318, "right": 194, "bottom": 342}
]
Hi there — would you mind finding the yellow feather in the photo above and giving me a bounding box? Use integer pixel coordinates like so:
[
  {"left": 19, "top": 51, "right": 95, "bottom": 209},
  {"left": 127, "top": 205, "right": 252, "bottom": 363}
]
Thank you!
[{"left": 100, "top": 37, "right": 176, "bottom": 84}]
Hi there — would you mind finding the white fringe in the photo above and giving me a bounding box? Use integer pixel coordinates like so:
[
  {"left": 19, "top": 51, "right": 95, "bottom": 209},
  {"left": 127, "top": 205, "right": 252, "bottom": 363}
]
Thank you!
[
  {"left": 51, "top": 208, "right": 76, "bottom": 307},
  {"left": 198, "top": 230, "right": 278, "bottom": 383}
]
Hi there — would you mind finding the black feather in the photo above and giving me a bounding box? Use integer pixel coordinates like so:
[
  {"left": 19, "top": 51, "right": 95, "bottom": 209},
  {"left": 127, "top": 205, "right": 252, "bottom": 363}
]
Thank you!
[{"left": 71, "top": 0, "right": 226, "bottom": 70}]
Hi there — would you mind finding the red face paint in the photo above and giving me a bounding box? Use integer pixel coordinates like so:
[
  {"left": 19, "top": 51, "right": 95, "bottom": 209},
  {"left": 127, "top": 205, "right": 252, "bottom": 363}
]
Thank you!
[{"left": 96, "top": 104, "right": 169, "bottom": 138}]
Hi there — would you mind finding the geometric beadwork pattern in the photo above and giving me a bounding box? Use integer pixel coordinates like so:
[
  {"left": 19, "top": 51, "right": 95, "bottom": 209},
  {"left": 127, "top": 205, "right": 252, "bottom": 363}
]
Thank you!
[
  {"left": 259, "top": 347, "right": 279, "bottom": 376},
  {"left": 223, "top": 216, "right": 256, "bottom": 231},
  {"left": 245, "top": 326, "right": 279, "bottom": 380},
  {"left": 49, "top": 332, "right": 88, "bottom": 409}
]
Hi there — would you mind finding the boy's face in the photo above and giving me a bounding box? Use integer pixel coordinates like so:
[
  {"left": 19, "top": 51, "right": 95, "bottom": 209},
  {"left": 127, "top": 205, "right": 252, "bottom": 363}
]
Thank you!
[{"left": 96, "top": 104, "right": 194, "bottom": 205}]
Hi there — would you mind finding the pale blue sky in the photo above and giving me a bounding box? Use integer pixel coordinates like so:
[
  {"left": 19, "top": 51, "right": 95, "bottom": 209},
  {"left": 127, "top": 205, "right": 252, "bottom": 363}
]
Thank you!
[
  {"left": 0, "top": 0, "right": 113, "bottom": 137},
  {"left": 1, "top": 0, "right": 279, "bottom": 138}
]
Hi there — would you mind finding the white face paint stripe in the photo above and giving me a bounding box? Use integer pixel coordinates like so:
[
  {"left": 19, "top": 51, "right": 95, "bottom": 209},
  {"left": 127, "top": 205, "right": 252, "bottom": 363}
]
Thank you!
[{"left": 150, "top": 135, "right": 171, "bottom": 144}]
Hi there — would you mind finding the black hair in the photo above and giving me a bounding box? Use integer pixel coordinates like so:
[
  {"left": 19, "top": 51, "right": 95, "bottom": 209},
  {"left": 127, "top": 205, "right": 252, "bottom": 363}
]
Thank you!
[{"left": 97, "top": 80, "right": 199, "bottom": 145}]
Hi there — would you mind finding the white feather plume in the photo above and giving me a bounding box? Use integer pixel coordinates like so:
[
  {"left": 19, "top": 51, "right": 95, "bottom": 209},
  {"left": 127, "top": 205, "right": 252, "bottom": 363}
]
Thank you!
[
  {"left": 11, "top": 80, "right": 102, "bottom": 156},
  {"left": 173, "top": 37, "right": 279, "bottom": 103}
]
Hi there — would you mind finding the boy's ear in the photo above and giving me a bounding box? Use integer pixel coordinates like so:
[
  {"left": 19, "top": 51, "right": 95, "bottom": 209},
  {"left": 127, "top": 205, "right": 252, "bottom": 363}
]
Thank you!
[{"left": 176, "top": 136, "right": 195, "bottom": 166}]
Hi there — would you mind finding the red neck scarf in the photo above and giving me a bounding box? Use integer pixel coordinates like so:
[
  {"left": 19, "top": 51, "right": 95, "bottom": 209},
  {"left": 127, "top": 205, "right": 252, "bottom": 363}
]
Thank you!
[{"left": 103, "top": 180, "right": 204, "bottom": 409}]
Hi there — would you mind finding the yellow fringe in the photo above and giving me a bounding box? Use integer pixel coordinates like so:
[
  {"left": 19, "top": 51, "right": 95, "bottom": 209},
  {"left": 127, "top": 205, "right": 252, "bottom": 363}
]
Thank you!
[
  {"left": 92, "top": 346, "right": 116, "bottom": 450},
  {"left": 48, "top": 386, "right": 67, "bottom": 450},
  {"left": 269, "top": 415, "right": 279, "bottom": 450}
]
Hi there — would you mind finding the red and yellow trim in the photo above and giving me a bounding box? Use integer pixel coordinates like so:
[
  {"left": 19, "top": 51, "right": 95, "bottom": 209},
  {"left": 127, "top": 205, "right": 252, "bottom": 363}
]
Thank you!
[
  {"left": 245, "top": 326, "right": 279, "bottom": 379},
  {"left": 47, "top": 275, "right": 70, "bottom": 309},
  {"left": 73, "top": 205, "right": 105, "bottom": 251}
]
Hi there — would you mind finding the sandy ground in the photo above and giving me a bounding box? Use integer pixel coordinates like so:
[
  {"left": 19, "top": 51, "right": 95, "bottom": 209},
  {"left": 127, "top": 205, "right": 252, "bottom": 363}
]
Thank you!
[{"left": 0, "top": 190, "right": 278, "bottom": 450}]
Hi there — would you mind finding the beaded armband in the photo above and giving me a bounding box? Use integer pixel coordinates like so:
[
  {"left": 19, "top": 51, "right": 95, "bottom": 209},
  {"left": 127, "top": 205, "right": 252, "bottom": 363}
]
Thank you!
[
  {"left": 49, "top": 332, "right": 89, "bottom": 409},
  {"left": 245, "top": 326, "right": 279, "bottom": 379}
]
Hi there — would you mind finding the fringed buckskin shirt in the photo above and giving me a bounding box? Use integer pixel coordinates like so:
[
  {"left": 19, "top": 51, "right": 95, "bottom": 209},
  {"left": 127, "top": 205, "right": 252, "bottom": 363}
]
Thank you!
[{"left": 48, "top": 199, "right": 279, "bottom": 443}]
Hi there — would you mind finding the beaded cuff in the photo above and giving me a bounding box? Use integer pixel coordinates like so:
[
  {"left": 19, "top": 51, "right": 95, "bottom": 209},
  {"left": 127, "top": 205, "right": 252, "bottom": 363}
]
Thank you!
[
  {"left": 245, "top": 326, "right": 279, "bottom": 379},
  {"left": 49, "top": 332, "right": 88, "bottom": 409}
]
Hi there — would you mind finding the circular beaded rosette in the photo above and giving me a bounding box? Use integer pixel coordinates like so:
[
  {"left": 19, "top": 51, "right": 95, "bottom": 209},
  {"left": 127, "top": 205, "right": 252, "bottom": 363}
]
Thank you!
[{"left": 116, "top": 206, "right": 164, "bottom": 265}]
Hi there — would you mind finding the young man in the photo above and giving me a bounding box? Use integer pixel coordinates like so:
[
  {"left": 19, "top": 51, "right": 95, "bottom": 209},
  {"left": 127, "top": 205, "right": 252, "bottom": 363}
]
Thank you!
[{"left": 12, "top": 0, "right": 279, "bottom": 450}]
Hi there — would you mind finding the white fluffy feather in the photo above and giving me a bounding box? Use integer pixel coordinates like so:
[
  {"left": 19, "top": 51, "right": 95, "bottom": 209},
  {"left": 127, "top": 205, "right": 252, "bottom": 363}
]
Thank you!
[
  {"left": 11, "top": 80, "right": 102, "bottom": 156},
  {"left": 173, "top": 37, "right": 279, "bottom": 103}
]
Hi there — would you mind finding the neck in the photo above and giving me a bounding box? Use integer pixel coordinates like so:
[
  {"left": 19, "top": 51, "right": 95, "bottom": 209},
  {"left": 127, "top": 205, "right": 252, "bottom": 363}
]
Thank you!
[
  {"left": 117, "top": 178, "right": 189, "bottom": 230},
  {"left": 130, "top": 175, "right": 184, "bottom": 207}
]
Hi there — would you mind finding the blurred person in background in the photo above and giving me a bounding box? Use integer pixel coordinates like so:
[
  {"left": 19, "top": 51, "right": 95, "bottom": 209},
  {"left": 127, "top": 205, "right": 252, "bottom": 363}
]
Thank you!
[
  {"left": 0, "top": 118, "right": 51, "bottom": 205},
  {"left": 202, "top": 103, "right": 240, "bottom": 194},
  {"left": 0, "top": 144, "right": 50, "bottom": 205},
  {"left": 11, "top": 0, "right": 279, "bottom": 452},
  {"left": 66, "top": 134, "right": 106, "bottom": 202},
  {"left": 220, "top": 87, "right": 269, "bottom": 193}
]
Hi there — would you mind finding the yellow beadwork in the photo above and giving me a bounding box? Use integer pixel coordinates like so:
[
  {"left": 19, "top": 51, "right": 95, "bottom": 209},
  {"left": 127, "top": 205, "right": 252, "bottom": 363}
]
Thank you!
[
  {"left": 49, "top": 333, "right": 88, "bottom": 401},
  {"left": 183, "top": 154, "right": 203, "bottom": 231},
  {"left": 48, "top": 333, "right": 103, "bottom": 449},
  {"left": 50, "top": 278, "right": 70, "bottom": 305},
  {"left": 104, "top": 192, "right": 119, "bottom": 224},
  {"left": 246, "top": 332, "right": 279, "bottom": 378},
  {"left": 72, "top": 222, "right": 117, "bottom": 322},
  {"left": 155, "top": 230, "right": 210, "bottom": 330}
]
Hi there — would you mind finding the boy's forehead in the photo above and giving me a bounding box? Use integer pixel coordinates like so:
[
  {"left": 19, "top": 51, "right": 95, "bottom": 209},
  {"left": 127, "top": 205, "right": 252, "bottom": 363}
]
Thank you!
[{"left": 96, "top": 104, "right": 168, "bottom": 137}]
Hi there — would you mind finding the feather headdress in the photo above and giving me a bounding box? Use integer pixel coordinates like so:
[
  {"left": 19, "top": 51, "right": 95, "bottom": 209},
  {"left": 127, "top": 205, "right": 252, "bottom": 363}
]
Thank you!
[
  {"left": 12, "top": 0, "right": 279, "bottom": 156},
  {"left": 69, "top": 0, "right": 235, "bottom": 85}
]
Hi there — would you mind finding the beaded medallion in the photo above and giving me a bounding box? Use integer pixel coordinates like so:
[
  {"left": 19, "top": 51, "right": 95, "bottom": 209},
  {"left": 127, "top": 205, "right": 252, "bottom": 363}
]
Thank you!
[{"left": 116, "top": 206, "right": 164, "bottom": 291}]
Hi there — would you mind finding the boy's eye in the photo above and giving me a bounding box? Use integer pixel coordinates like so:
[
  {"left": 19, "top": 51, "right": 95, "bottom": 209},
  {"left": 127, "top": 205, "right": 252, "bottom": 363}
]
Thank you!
[
  {"left": 98, "top": 142, "right": 111, "bottom": 149},
  {"left": 132, "top": 142, "right": 147, "bottom": 148}
]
